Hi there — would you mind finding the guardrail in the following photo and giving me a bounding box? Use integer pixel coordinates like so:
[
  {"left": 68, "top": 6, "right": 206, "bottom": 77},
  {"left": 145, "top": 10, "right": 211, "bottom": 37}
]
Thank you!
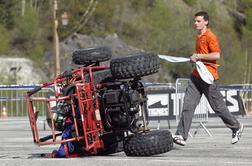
[
  {"left": 0, "top": 83, "right": 251, "bottom": 120},
  {"left": 0, "top": 85, "right": 53, "bottom": 118}
]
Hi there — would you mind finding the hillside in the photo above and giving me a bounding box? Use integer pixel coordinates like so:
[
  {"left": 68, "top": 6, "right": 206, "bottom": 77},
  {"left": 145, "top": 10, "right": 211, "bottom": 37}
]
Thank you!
[{"left": 0, "top": 0, "right": 251, "bottom": 84}]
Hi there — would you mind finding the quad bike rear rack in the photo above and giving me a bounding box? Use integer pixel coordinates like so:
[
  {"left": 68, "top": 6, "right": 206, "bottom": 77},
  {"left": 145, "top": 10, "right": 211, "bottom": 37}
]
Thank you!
[{"left": 26, "top": 65, "right": 109, "bottom": 156}]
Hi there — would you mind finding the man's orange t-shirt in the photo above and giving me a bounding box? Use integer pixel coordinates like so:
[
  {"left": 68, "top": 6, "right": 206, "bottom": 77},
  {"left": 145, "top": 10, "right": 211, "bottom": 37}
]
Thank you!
[{"left": 192, "top": 28, "right": 220, "bottom": 80}]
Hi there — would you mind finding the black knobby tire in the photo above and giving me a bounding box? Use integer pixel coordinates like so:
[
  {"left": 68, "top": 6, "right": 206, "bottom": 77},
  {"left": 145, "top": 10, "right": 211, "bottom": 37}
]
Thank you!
[
  {"left": 110, "top": 53, "right": 160, "bottom": 79},
  {"left": 72, "top": 46, "right": 112, "bottom": 65},
  {"left": 123, "top": 130, "right": 173, "bottom": 156},
  {"left": 84, "top": 69, "right": 114, "bottom": 84}
]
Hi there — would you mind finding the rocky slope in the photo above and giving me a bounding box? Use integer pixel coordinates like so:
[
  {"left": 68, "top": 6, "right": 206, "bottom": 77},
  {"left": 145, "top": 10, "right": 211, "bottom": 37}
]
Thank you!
[{"left": 0, "top": 57, "right": 47, "bottom": 84}]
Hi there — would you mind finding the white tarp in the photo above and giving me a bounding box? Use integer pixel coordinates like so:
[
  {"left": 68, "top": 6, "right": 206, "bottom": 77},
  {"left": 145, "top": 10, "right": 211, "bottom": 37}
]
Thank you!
[{"left": 158, "top": 54, "right": 214, "bottom": 84}]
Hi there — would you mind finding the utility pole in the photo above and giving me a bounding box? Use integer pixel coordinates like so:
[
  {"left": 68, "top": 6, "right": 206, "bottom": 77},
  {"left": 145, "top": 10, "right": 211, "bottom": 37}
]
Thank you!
[{"left": 53, "top": 0, "right": 60, "bottom": 76}]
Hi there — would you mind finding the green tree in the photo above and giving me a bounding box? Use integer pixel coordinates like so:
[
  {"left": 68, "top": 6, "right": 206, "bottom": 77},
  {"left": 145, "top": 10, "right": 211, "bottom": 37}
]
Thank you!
[
  {"left": 0, "top": 0, "right": 17, "bottom": 28},
  {"left": 0, "top": 24, "right": 10, "bottom": 53}
]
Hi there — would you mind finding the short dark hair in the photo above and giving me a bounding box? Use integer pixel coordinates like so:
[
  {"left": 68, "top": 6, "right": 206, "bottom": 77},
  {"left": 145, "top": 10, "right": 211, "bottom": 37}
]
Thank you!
[{"left": 195, "top": 11, "right": 209, "bottom": 26}]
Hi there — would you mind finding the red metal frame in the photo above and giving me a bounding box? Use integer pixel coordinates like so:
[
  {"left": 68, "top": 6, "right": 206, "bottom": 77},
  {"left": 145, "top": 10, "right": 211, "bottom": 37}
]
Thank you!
[{"left": 26, "top": 65, "right": 109, "bottom": 156}]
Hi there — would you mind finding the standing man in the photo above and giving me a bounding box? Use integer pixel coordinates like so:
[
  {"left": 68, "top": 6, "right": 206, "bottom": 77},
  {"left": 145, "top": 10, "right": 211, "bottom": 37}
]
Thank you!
[{"left": 173, "top": 11, "right": 243, "bottom": 146}]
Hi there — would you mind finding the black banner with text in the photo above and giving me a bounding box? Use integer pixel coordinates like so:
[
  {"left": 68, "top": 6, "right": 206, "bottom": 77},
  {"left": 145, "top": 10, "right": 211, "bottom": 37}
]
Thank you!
[{"left": 146, "top": 86, "right": 246, "bottom": 120}]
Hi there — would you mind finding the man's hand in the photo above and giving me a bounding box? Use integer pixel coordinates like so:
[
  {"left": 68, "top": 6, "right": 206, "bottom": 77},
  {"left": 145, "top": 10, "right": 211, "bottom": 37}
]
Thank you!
[{"left": 190, "top": 53, "right": 200, "bottom": 63}]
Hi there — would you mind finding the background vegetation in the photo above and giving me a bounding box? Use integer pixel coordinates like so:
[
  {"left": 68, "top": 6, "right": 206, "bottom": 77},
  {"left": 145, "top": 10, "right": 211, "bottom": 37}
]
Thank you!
[{"left": 0, "top": 0, "right": 251, "bottom": 84}]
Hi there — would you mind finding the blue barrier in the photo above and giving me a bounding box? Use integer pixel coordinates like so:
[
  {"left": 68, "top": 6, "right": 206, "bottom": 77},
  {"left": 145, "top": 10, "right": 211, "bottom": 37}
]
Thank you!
[{"left": 0, "top": 83, "right": 251, "bottom": 119}]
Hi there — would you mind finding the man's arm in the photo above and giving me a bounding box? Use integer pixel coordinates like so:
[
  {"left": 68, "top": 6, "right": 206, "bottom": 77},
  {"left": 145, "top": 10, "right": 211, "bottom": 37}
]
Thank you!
[{"left": 190, "top": 52, "right": 220, "bottom": 63}]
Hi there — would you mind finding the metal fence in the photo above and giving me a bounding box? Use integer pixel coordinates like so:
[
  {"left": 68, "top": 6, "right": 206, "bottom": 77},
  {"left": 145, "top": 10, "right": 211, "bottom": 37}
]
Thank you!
[
  {"left": 145, "top": 83, "right": 175, "bottom": 129},
  {"left": 0, "top": 85, "right": 53, "bottom": 118},
  {"left": 1, "top": 83, "right": 251, "bottom": 121},
  {"left": 175, "top": 78, "right": 212, "bottom": 136}
]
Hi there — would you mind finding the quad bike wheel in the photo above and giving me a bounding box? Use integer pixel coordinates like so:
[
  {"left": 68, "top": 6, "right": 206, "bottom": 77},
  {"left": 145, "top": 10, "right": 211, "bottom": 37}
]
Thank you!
[
  {"left": 123, "top": 130, "right": 173, "bottom": 156},
  {"left": 110, "top": 53, "right": 160, "bottom": 79},
  {"left": 72, "top": 46, "right": 112, "bottom": 65}
]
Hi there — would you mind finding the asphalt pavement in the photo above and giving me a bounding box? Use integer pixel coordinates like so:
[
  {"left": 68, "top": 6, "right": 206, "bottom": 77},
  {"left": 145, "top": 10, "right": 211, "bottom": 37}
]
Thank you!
[{"left": 0, "top": 116, "right": 252, "bottom": 166}]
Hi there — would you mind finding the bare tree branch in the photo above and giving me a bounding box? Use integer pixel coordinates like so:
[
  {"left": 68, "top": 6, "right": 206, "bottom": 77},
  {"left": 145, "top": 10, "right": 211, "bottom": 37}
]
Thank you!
[
  {"left": 75, "top": 0, "right": 98, "bottom": 32},
  {"left": 21, "top": 0, "right": 25, "bottom": 16},
  {"left": 68, "top": 0, "right": 98, "bottom": 36}
]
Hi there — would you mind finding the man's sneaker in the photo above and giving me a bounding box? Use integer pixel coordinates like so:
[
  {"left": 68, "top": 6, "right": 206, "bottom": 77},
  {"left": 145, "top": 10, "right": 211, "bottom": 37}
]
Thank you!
[
  {"left": 172, "top": 135, "right": 186, "bottom": 146},
  {"left": 231, "top": 123, "right": 244, "bottom": 144}
]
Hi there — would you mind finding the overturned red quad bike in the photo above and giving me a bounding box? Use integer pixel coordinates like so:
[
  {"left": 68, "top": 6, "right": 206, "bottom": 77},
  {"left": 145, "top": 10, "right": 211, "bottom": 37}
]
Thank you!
[{"left": 26, "top": 47, "right": 173, "bottom": 158}]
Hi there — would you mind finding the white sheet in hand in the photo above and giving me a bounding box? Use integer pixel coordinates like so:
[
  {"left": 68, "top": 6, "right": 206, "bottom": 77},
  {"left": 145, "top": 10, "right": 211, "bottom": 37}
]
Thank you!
[
  {"left": 158, "top": 54, "right": 190, "bottom": 63},
  {"left": 158, "top": 54, "right": 214, "bottom": 84},
  {"left": 195, "top": 61, "right": 214, "bottom": 84}
]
